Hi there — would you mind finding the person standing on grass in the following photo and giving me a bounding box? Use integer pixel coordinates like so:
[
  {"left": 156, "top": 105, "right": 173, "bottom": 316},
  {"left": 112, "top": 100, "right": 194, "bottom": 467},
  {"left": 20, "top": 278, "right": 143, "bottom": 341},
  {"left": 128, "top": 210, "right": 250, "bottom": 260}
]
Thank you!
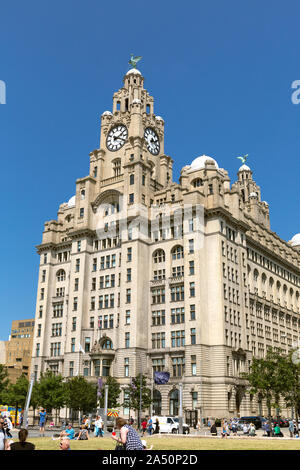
[{"left": 39, "top": 408, "right": 47, "bottom": 437}]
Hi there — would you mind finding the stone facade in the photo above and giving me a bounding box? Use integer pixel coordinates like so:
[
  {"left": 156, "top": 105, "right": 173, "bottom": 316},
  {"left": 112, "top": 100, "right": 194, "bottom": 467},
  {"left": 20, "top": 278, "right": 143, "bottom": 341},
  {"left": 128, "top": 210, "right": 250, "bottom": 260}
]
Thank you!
[{"left": 31, "top": 68, "right": 300, "bottom": 420}]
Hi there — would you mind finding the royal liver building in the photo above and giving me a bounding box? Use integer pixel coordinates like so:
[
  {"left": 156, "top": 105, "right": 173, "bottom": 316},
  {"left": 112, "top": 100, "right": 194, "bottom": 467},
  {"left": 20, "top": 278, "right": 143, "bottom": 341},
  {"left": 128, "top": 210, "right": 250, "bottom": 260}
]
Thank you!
[{"left": 31, "top": 65, "right": 300, "bottom": 420}]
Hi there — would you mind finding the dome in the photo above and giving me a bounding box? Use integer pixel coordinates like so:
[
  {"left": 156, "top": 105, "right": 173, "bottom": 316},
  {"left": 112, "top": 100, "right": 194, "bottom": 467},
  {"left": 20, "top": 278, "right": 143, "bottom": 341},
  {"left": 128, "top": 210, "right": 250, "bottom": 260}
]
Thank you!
[
  {"left": 238, "top": 164, "right": 251, "bottom": 171},
  {"left": 290, "top": 233, "right": 300, "bottom": 247},
  {"left": 249, "top": 192, "right": 258, "bottom": 198},
  {"left": 126, "top": 68, "right": 142, "bottom": 75},
  {"left": 188, "top": 155, "right": 219, "bottom": 172},
  {"left": 102, "top": 111, "right": 112, "bottom": 116},
  {"left": 67, "top": 195, "right": 76, "bottom": 208},
  {"left": 155, "top": 116, "right": 164, "bottom": 122}
]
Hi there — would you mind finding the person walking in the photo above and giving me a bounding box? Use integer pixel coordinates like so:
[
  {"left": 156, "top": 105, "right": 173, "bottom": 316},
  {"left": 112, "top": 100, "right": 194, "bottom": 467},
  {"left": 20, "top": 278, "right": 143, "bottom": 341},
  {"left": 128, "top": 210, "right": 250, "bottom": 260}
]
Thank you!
[
  {"left": 111, "top": 417, "right": 143, "bottom": 450},
  {"left": 10, "top": 429, "right": 35, "bottom": 450},
  {"left": 141, "top": 418, "right": 147, "bottom": 436},
  {"left": 39, "top": 408, "right": 47, "bottom": 437},
  {"left": 95, "top": 415, "right": 103, "bottom": 437},
  {"left": 147, "top": 416, "right": 153, "bottom": 436},
  {"left": 153, "top": 418, "right": 160, "bottom": 434}
]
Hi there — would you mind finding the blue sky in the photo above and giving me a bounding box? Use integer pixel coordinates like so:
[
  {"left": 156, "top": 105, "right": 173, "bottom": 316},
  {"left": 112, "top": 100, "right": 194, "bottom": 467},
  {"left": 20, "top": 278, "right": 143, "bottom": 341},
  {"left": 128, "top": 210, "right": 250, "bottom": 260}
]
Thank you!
[{"left": 1, "top": 0, "right": 300, "bottom": 340}]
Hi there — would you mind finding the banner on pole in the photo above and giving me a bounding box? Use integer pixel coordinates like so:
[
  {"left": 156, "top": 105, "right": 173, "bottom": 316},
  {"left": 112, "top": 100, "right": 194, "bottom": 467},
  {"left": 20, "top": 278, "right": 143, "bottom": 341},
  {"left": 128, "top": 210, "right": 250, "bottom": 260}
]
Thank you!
[
  {"left": 107, "top": 409, "right": 120, "bottom": 417},
  {"left": 154, "top": 371, "right": 170, "bottom": 385}
]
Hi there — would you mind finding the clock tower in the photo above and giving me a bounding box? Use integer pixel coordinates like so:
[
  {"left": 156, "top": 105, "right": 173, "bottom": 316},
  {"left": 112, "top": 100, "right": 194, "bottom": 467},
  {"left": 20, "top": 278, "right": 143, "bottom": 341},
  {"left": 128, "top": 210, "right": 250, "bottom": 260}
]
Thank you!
[{"left": 89, "top": 67, "right": 173, "bottom": 204}]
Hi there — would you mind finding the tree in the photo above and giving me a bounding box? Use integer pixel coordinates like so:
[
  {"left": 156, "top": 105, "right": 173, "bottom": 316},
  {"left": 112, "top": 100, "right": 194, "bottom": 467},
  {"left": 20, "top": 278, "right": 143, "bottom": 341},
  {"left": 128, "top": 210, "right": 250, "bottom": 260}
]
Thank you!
[
  {"left": 65, "top": 376, "right": 97, "bottom": 423},
  {"left": 4, "top": 374, "right": 29, "bottom": 425},
  {"left": 241, "top": 349, "right": 282, "bottom": 420},
  {"left": 33, "top": 370, "right": 67, "bottom": 424},
  {"left": 122, "top": 374, "right": 152, "bottom": 426},
  {"left": 98, "top": 376, "right": 121, "bottom": 409},
  {"left": 0, "top": 364, "right": 10, "bottom": 403},
  {"left": 273, "top": 349, "right": 300, "bottom": 422}
]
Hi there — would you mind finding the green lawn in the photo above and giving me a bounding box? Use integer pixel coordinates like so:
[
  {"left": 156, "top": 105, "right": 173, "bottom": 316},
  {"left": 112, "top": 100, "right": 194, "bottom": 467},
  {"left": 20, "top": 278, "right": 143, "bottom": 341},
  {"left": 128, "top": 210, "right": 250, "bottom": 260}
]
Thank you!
[{"left": 27, "top": 436, "right": 300, "bottom": 451}]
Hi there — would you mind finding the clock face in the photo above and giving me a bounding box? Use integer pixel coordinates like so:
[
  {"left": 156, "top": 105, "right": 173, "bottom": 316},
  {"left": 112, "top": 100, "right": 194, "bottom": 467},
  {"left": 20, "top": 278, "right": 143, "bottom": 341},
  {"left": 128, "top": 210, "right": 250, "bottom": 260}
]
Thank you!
[
  {"left": 106, "top": 125, "right": 128, "bottom": 151},
  {"left": 144, "top": 127, "right": 160, "bottom": 155}
]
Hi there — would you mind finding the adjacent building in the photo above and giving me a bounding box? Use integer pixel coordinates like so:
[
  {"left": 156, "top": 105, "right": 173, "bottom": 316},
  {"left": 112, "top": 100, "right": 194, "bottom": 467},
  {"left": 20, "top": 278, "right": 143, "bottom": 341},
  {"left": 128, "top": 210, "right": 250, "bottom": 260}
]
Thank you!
[
  {"left": 2, "top": 319, "right": 35, "bottom": 383},
  {"left": 31, "top": 66, "right": 300, "bottom": 419}
]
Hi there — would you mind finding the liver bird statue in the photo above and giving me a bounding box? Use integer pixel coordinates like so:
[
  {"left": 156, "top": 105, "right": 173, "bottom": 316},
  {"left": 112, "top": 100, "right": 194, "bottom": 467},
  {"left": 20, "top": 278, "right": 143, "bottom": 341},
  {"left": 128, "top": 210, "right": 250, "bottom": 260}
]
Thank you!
[
  {"left": 237, "top": 154, "right": 249, "bottom": 164},
  {"left": 129, "top": 54, "right": 142, "bottom": 69}
]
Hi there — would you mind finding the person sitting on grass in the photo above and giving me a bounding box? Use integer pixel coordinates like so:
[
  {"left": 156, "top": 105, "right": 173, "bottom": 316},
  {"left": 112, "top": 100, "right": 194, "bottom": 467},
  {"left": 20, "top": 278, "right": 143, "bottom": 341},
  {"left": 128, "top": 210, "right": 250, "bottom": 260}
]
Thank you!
[
  {"left": 274, "top": 424, "right": 283, "bottom": 437},
  {"left": 60, "top": 424, "right": 75, "bottom": 440},
  {"left": 210, "top": 422, "right": 217, "bottom": 436},
  {"left": 10, "top": 428, "right": 35, "bottom": 451},
  {"left": 249, "top": 423, "right": 256, "bottom": 437},
  {"left": 77, "top": 425, "right": 89, "bottom": 440},
  {"left": 59, "top": 438, "right": 71, "bottom": 450}
]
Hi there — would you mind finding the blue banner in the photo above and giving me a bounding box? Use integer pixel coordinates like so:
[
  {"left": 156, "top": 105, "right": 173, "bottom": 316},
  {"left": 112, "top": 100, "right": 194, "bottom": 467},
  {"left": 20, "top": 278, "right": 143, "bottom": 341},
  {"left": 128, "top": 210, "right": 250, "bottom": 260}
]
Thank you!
[{"left": 154, "top": 371, "right": 170, "bottom": 384}]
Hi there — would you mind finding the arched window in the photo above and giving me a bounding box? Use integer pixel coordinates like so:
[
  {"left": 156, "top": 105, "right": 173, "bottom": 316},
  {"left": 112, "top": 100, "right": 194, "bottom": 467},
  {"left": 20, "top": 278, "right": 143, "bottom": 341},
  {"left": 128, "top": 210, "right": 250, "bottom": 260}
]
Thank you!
[
  {"left": 253, "top": 269, "right": 259, "bottom": 283},
  {"left": 171, "top": 245, "right": 184, "bottom": 260},
  {"left": 101, "top": 339, "right": 113, "bottom": 350},
  {"left": 153, "top": 249, "right": 165, "bottom": 264},
  {"left": 192, "top": 178, "right": 203, "bottom": 188},
  {"left": 56, "top": 269, "right": 66, "bottom": 282},
  {"left": 113, "top": 159, "right": 121, "bottom": 176}
]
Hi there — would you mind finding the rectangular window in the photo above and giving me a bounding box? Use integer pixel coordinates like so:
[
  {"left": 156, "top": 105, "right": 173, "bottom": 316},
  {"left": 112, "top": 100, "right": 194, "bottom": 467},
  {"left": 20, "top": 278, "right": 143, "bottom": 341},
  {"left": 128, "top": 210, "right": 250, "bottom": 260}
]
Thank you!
[
  {"left": 190, "top": 304, "right": 196, "bottom": 320},
  {"left": 172, "top": 357, "right": 185, "bottom": 377},
  {"left": 73, "top": 297, "right": 78, "bottom": 311},
  {"left": 127, "top": 247, "right": 132, "bottom": 262},
  {"left": 126, "top": 289, "right": 131, "bottom": 303},
  {"left": 191, "top": 355, "right": 197, "bottom": 376},
  {"left": 74, "top": 278, "right": 79, "bottom": 291},
  {"left": 189, "top": 261, "right": 195, "bottom": 275},
  {"left": 125, "top": 332, "right": 130, "bottom": 348},
  {"left": 129, "top": 193, "right": 134, "bottom": 204},
  {"left": 79, "top": 208, "right": 84, "bottom": 218},
  {"left": 77, "top": 241, "right": 81, "bottom": 252},
  {"left": 36, "top": 343, "right": 40, "bottom": 357},
  {"left": 71, "top": 338, "right": 75, "bottom": 352},
  {"left": 75, "top": 259, "right": 80, "bottom": 272},
  {"left": 189, "top": 239, "right": 194, "bottom": 254},
  {"left": 69, "top": 361, "right": 74, "bottom": 377},
  {"left": 124, "top": 358, "right": 129, "bottom": 377},
  {"left": 125, "top": 310, "right": 131, "bottom": 325},
  {"left": 171, "top": 308, "right": 185, "bottom": 324},
  {"left": 190, "top": 282, "right": 195, "bottom": 297},
  {"left": 191, "top": 328, "right": 196, "bottom": 345},
  {"left": 84, "top": 337, "right": 90, "bottom": 353},
  {"left": 171, "top": 330, "right": 185, "bottom": 347}
]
